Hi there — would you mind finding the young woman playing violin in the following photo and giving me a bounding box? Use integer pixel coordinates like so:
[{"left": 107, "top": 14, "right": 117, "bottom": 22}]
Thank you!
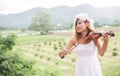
[{"left": 59, "top": 13, "right": 114, "bottom": 76}]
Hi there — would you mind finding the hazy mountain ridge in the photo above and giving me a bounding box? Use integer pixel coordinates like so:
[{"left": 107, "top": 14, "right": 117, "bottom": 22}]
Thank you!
[{"left": 0, "top": 4, "right": 120, "bottom": 29}]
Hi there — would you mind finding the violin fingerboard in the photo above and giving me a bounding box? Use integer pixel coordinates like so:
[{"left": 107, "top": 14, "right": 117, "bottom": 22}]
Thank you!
[{"left": 93, "top": 33, "right": 102, "bottom": 36}]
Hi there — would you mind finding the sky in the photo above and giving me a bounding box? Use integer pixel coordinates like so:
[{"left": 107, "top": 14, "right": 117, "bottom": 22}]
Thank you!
[{"left": 0, "top": 0, "right": 120, "bottom": 14}]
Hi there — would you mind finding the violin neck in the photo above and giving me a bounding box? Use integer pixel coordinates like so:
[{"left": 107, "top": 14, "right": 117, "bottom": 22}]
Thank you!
[
  {"left": 93, "top": 32, "right": 102, "bottom": 36},
  {"left": 93, "top": 32, "right": 115, "bottom": 37}
]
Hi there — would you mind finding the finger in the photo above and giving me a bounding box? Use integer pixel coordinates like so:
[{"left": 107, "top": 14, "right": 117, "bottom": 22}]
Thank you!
[
  {"left": 63, "top": 50, "right": 67, "bottom": 55},
  {"left": 59, "top": 52, "right": 64, "bottom": 58},
  {"left": 102, "top": 33, "right": 109, "bottom": 39}
]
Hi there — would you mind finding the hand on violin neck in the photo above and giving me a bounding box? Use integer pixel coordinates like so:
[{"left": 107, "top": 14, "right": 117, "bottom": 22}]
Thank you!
[{"left": 102, "top": 33, "right": 109, "bottom": 40}]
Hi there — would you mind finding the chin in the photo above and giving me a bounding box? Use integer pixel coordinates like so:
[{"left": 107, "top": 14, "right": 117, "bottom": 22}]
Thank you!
[{"left": 77, "top": 31, "right": 82, "bottom": 33}]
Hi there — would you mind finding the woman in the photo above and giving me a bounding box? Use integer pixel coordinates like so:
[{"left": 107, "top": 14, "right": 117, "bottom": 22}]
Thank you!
[{"left": 59, "top": 13, "right": 109, "bottom": 76}]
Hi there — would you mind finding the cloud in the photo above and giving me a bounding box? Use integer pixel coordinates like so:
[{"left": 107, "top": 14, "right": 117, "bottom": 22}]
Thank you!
[{"left": 0, "top": 0, "right": 120, "bottom": 14}]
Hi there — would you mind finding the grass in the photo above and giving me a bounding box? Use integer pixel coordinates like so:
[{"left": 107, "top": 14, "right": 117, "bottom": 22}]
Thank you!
[{"left": 11, "top": 26, "right": 120, "bottom": 76}]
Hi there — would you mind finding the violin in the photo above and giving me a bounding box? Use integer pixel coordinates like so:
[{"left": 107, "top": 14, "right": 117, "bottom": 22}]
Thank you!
[
  {"left": 82, "top": 31, "right": 115, "bottom": 44},
  {"left": 92, "top": 31, "right": 115, "bottom": 37},
  {"left": 59, "top": 31, "right": 115, "bottom": 59}
]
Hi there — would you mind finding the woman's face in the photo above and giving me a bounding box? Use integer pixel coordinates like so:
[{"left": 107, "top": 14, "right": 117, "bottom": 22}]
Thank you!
[{"left": 76, "top": 19, "right": 87, "bottom": 33}]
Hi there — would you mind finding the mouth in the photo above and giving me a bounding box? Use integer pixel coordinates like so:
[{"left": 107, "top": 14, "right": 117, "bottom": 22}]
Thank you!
[
  {"left": 77, "top": 32, "right": 81, "bottom": 35},
  {"left": 76, "top": 27, "right": 82, "bottom": 32}
]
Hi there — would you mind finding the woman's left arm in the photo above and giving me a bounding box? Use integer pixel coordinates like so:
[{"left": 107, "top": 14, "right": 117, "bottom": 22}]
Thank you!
[{"left": 95, "top": 33, "right": 109, "bottom": 56}]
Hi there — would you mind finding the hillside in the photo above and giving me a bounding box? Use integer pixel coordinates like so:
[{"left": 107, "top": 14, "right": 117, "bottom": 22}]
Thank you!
[{"left": 0, "top": 4, "right": 120, "bottom": 29}]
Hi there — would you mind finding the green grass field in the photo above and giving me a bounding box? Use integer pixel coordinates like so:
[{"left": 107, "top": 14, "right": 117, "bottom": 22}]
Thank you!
[{"left": 12, "top": 27, "right": 120, "bottom": 76}]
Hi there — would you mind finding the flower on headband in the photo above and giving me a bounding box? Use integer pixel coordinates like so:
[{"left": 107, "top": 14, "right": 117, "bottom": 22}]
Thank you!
[{"left": 75, "top": 13, "right": 89, "bottom": 22}]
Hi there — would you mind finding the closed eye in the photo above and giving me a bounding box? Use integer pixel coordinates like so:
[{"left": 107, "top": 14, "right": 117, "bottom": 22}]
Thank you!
[{"left": 77, "top": 22, "right": 82, "bottom": 25}]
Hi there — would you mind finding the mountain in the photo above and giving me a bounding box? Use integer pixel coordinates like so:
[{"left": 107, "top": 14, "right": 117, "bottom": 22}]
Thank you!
[
  {"left": 0, "top": 4, "right": 120, "bottom": 29},
  {"left": 0, "top": 7, "right": 48, "bottom": 29}
]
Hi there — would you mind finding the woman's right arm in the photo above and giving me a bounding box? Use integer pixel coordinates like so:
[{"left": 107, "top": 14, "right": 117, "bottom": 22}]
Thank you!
[{"left": 59, "top": 38, "right": 76, "bottom": 58}]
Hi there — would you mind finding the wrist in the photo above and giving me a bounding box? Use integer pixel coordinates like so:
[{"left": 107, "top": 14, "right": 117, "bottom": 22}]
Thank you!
[{"left": 103, "top": 37, "right": 108, "bottom": 40}]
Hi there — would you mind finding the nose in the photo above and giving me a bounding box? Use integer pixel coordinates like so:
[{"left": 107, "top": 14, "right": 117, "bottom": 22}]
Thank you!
[{"left": 77, "top": 24, "right": 81, "bottom": 27}]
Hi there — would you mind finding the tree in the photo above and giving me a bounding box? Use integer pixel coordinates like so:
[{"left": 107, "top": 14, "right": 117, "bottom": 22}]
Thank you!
[
  {"left": 94, "top": 21, "right": 101, "bottom": 27},
  {"left": 62, "top": 22, "right": 72, "bottom": 30},
  {"left": 0, "top": 34, "right": 34, "bottom": 76},
  {"left": 113, "top": 20, "right": 120, "bottom": 26},
  {"left": 29, "top": 11, "right": 53, "bottom": 33}
]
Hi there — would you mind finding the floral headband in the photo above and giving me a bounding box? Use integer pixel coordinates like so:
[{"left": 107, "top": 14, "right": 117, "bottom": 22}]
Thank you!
[{"left": 74, "top": 13, "right": 95, "bottom": 31}]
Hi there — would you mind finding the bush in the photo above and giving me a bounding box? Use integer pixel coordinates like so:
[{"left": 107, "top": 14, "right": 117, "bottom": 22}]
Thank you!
[
  {"left": 40, "top": 55, "right": 43, "bottom": 59},
  {"left": 55, "top": 62, "right": 58, "bottom": 65},
  {"left": 112, "top": 52, "right": 118, "bottom": 56},
  {"left": 71, "top": 58, "right": 76, "bottom": 62},
  {"left": 34, "top": 53, "right": 38, "bottom": 57},
  {"left": 58, "top": 41, "right": 61, "bottom": 45},
  {"left": 113, "top": 48, "right": 118, "bottom": 51},
  {"left": 114, "top": 42, "right": 117, "bottom": 45},
  {"left": 0, "top": 34, "right": 16, "bottom": 51},
  {"left": 47, "top": 58, "right": 51, "bottom": 61},
  {"left": 38, "top": 44, "right": 41, "bottom": 47},
  {"left": 0, "top": 34, "right": 34, "bottom": 76},
  {"left": 44, "top": 41, "right": 47, "bottom": 45},
  {"left": 118, "top": 72, "right": 120, "bottom": 76},
  {"left": 40, "top": 68, "right": 61, "bottom": 76},
  {"left": 40, "top": 32, "right": 48, "bottom": 35},
  {"left": 31, "top": 66, "right": 62, "bottom": 76},
  {"left": 54, "top": 46, "right": 58, "bottom": 50},
  {"left": 0, "top": 53, "right": 34, "bottom": 76}
]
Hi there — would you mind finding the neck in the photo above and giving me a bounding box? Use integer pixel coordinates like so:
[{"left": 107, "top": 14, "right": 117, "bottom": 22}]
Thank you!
[{"left": 81, "top": 30, "right": 87, "bottom": 38}]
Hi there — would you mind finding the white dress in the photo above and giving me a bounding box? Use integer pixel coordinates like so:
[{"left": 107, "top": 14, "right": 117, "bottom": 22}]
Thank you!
[{"left": 75, "top": 40, "right": 102, "bottom": 76}]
